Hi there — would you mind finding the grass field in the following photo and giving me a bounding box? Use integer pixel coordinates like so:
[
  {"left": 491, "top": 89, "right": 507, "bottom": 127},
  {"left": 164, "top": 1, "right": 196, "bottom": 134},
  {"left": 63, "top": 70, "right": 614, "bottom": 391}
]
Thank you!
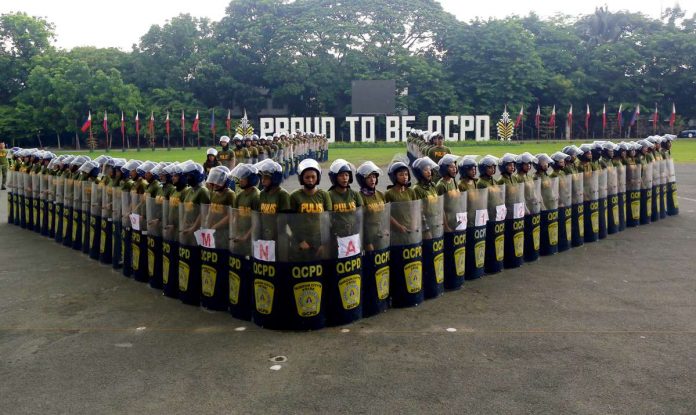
[{"left": 57, "top": 139, "right": 696, "bottom": 166}]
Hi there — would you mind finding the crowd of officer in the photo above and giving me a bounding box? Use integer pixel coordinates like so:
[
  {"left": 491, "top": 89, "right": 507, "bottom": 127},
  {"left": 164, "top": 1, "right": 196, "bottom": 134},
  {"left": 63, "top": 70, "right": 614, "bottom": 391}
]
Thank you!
[{"left": 2, "top": 130, "right": 679, "bottom": 330}]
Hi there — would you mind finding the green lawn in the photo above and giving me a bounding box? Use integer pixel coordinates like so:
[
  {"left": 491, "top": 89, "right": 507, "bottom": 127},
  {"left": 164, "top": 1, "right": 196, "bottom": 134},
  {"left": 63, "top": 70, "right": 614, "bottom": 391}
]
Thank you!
[{"left": 56, "top": 139, "right": 696, "bottom": 166}]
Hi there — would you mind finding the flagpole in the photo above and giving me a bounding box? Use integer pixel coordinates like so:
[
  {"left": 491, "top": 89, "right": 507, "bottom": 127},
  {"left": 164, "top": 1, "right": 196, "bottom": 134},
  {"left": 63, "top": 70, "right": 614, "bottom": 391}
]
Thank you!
[{"left": 89, "top": 122, "right": 93, "bottom": 153}]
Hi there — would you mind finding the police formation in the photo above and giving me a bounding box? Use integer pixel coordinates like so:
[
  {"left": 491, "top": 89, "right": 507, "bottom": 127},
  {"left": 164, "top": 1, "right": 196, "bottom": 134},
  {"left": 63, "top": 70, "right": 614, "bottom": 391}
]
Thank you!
[{"left": 5, "top": 132, "right": 679, "bottom": 331}]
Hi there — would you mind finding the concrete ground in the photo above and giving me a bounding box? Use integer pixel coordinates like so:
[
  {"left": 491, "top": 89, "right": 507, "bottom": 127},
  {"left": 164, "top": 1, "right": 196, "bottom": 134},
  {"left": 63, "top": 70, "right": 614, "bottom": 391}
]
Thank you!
[{"left": 1, "top": 166, "right": 696, "bottom": 415}]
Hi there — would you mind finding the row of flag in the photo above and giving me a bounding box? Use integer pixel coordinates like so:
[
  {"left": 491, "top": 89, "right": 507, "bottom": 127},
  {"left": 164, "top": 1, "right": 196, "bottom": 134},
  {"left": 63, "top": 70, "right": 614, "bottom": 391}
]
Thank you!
[
  {"left": 516, "top": 103, "right": 677, "bottom": 131},
  {"left": 80, "top": 109, "right": 234, "bottom": 137}
]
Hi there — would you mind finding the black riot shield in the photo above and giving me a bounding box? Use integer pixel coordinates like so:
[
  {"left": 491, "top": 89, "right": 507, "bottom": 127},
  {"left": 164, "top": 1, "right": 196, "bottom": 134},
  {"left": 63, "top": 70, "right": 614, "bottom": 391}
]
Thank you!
[
  {"left": 659, "top": 160, "right": 668, "bottom": 219},
  {"left": 523, "top": 179, "right": 542, "bottom": 262},
  {"left": 626, "top": 164, "right": 641, "bottom": 227},
  {"left": 651, "top": 160, "right": 661, "bottom": 222},
  {"left": 31, "top": 172, "right": 40, "bottom": 233},
  {"left": 22, "top": 170, "right": 32, "bottom": 230},
  {"left": 539, "top": 176, "right": 559, "bottom": 256},
  {"left": 486, "top": 184, "right": 506, "bottom": 274},
  {"left": 583, "top": 170, "right": 599, "bottom": 243},
  {"left": 130, "top": 189, "right": 149, "bottom": 282},
  {"left": 120, "top": 188, "right": 132, "bottom": 276},
  {"left": 229, "top": 206, "right": 254, "bottom": 320},
  {"left": 616, "top": 164, "right": 627, "bottom": 231},
  {"left": 200, "top": 203, "right": 231, "bottom": 311},
  {"left": 54, "top": 175, "right": 64, "bottom": 242},
  {"left": 14, "top": 170, "right": 22, "bottom": 226},
  {"left": 597, "top": 169, "right": 608, "bottom": 239},
  {"left": 606, "top": 165, "right": 619, "bottom": 235},
  {"left": 361, "top": 202, "right": 391, "bottom": 316},
  {"left": 80, "top": 180, "right": 91, "bottom": 253},
  {"left": 465, "top": 188, "right": 488, "bottom": 280},
  {"left": 421, "top": 195, "right": 444, "bottom": 299},
  {"left": 389, "top": 200, "right": 424, "bottom": 308},
  {"left": 326, "top": 208, "right": 363, "bottom": 326},
  {"left": 442, "top": 189, "right": 467, "bottom": 290},
  {"left": 639, "top": 161, "right": 653, "bottom": 225},
  {"left": 571, "top": 173, "right": 585, "bottom": 247},
  {"left": 99, "top": 183, "right": 113, "bottom": 264},
  {"left": 178, "top": 200, "right": 203, "bottom": 305},
  {"left": 666, "top": 159, "right": 678, "bottom": 216},
  {"left": 39, "top": 172, "right": 49, "bottom": 236},
  {"left": 504, "top": 182, "right": 524, "bottom": 269},
  {"left": 557, "top": 175, "right": 572, "bottom": 253},
  {"left": 7, "top": 169, "right": 14, "bottom": 224},
  {"left": 89, "top": 182, "right": 102, "bottom": 259},
  {"left": 71, "top": 179, "right": 83, "bottom": 250},
  {"left": 161, "top": 198, "right": 179, "bottom": 298},
  {"left": 146, "top": 194, "right": 164, "bottom": 289},
  {"left": 47, "top": 172, "right": 56, "bottom": 237}
]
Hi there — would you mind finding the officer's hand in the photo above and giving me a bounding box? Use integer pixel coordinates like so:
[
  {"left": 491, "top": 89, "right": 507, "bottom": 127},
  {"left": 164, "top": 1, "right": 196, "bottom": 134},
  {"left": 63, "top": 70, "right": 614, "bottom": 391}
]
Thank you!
[{"left": 298, "top": 240, "right": 310, "bottom": 250}]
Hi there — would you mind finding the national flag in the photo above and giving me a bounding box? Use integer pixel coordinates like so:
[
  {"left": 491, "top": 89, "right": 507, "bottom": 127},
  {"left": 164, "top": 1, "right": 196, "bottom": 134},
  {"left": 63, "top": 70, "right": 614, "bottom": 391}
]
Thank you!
[
  {"left": 617, "top": 104, "right": 623, "bottom": 128},
  {"left": 121, "top": 111, "right": 125, "bottom": 138},
  {"left": 165, "top": 111, "right": 170, "bottom": 136},
  {"left": 567, "top": 105, "right": 573, "bottom": 128},
  {"left": 515, "top": 106, "right": 523, "bottom": 128},
  {"left": 585, "top": 104, "right": 590, "bottom": 131},
  {"left": 192, "top": 111, "right": 200, "bottom": 133},
  {"left": 226, "top": 109, "right": 231, "bottom": 132},
  {"left": 652, "top": 105, "right": 659, "bottom": 129},
  {"left": 149, "top": 111, "right": 155, "bottom": 135},
  {"left": 80, "top": 111, "right": 92, "bottom": 133},
  {"left": 135, "top": 111, "right": 140, "bottom": 135},
  {"left": 210, "top": 110, "right": 216, "bottom": 136},
  {"left": 102, "top": 110, "right": 108, "bottom": 133},
  {"left": 602, "top": 104, "right": 607, "bottom": 130},
  {"left": 549, "top": 105, "right": 556, "bottom": 128},
  {"left": 629, "top": 104, "right": 640, "bottom": 127},
  {"left": 535, "top": 105, "right": 541, "bottom": 129},
  {"left": 669, "top": 103, "right": 676, "bottom": 128}
]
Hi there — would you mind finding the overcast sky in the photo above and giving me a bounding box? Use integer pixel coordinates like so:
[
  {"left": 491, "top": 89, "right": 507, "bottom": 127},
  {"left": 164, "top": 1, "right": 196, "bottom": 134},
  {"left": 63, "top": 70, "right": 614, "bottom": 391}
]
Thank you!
[{"left": 1, "top": 0, "right": 692, "bottom": 51}]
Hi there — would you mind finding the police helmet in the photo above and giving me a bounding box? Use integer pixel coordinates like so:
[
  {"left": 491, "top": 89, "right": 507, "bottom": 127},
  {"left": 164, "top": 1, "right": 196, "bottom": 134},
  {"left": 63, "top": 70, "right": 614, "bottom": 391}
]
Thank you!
[
  {"left": 231, "top": 163, "right": 260, "bottom": 188},
  {"left": 516, "top": 152, "right": 536, "bottom": 165},
  {"left": 121, "top": 159, "right": 142, "bottom": 175},
  {"left": 255, "top": 159, "right": 284, "bottom": 187},
  {"left": 551, "top": 151, "right": 570, "bottom": 163},
  {"left": 356, "top": 161, "right": 382, "bottom": 189},
  {"left": 206, "top": 165, "right": 231, "bottom": 188},
  {"left": 478, "top": 155, "right": 498, "bottom": 176},
  {"left": 71, "top": 155, "right": 91, "bottom": 167},
  {"left": 438, "top": 154, "right": 459, "bottom": 178},
  {"left": 457, "top": 155, "right": 478, "bottom": 178},
  {"left": 93, "top": 155, "right": 111, "bottom": 166},
  {"left": 430, "top": 131, "right": 444, "bottom": 143},
  {"left": 298, "top": 158, "right": 322, "bottom": 186},
  {"left": 412, "top": 157, "right": 438, "bottom": 183},
  {"left": 534, "top": 153, "right": 553, "bottom": 170},
  {"left": 328, "top": 158, "right": 354, "bottom": 186},
  {"left": 151, "top": 162, "right": 168, "bottom": 177},
  {"left": 110, "top": 158, "right": 127, "bottom": 170},
  {"left": 387, "top": 161, "right": 411, "bottom": 186},
  {"left": 499, "top": 153, "right": 517, "bottom": 167},
  {"left": 164, "top": 162, "right": 183, "bottom": 176},
  {"left": 181, "top": 161, "right": 206, "bottom": 184},
  {"left": 136, "top": 161, "right": 157, "bottom": 177},
  {"left": 206, "top": 148, "right": 218, "bottom": 157},
  {"left": 78, "top": 160, "right": 100, "bottom": 177},
  {"left": 220, "top": 135, "right": 231, "bottom": 145}
]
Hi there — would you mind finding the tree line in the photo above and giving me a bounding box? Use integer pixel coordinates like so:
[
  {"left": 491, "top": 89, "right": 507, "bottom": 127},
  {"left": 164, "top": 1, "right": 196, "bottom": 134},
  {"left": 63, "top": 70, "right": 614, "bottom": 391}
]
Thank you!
[{"left": 1, "top": 0, "right": 695, "bottom": 147}]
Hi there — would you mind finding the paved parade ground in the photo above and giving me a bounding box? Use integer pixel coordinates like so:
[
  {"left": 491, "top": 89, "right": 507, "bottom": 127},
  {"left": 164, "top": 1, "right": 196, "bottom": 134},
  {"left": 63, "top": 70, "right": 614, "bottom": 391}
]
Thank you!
[{"left": 1, "top": 165, "right": 695, "bottom": 414}]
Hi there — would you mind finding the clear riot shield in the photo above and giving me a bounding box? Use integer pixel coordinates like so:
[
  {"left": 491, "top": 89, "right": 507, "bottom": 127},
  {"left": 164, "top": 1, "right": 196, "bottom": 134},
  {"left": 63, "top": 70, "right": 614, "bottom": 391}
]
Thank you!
[
  {"left": 388, "top": 200, "right": 423, "bottom": 308},
  {"left": 361, "top": 201, "right": 391, "bottom": 317},
  {"left": 31, "top": 172, "right": 40, "bottom": 232},
  {"left": 99, "top": 183, "right": 113, "bottom": 263},
  {"left": 485, "top": 183, "right": 506, "bottom": 274},
  {"left": 200, "top": 203, "right": 231, "bottom": 311},
  {"left": 442, "top": 189, "right": 467, "bottom": 290},
  {"left": 161, "top": 198, "right": 180, "bottom": 297},
  {"left": 327, "top": 208, "right": 363, "bottom": 326},
  {"left": 178, "top": 200, "right": 202, "bottom": 305},
  {"left": 571, "top": 173, "right": 585, "bottom": 246},
  {"left": 22, "top": 170, "right": 32, "bottom": 230},
  {"left": 583, "top": 170, "right": 599, "bottom": 242},
  {"left": 229, "top": 206, "right": 254, "bottom": 320},
  {"left": 54, "top": 174, "right": 64, "bottom": 242},
  {"left": 557, "top": 175, "right": 572, "bottom": 252},
  {"left": 466, "top": 187, "right": 488, "bottom": 280},
  {"left": 666, "top": 159, "right": 678, "bottom": 215},
  {"left": 62, "top": 175, "right": 74, "bottom": 244},
  {"left": 421, "top": 195, "right": 444, "bottom": 299},
  {"left": 626, "top": 164, "right": 641, "bottom": 226},
  {"left": 146, "top": 194, "right": 164, "bottom": 289},
  {"left": 71, "top": 179, "right": 83, "bottom": 249},
  {"left": 597, "top": 169, "right": 608, "bottom": 239},
  {"left": 79, "top": 180, "right": 91, "bottom": 253},
  {"left": 7, "top": 169, "right": 16, "bottom": 225},
  {"left": 616, "top": 164, "right": 627, "bottom": 230},
  {"left": 120, "top": 187, "right": 133, "bottom": 276},
  {"left": 640, "top": 161, "right": 653, "bottom": 225},
  {"left": 659, "top": 159, "right": 668, "bottom": 219},
  {"left": 606, "top": 165, "right": 620, "bottom": 234},
  {"left": 503, "top": 182, "right": 524, "bottom": 268},
  {"left": 525, "top": 179, "right": 542, "bottom": 261},
  {"left": 539, "top": 176, "right": 559, "bottom": 256},
  {"left": 651, "top": 159, "right": 661, "bottom": 222},
  {"left": 39, "top": 172, "right": 49, "bottom": 236},
  {"left": 110, "top": 186, "right": 122, "bottom": 268}
]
